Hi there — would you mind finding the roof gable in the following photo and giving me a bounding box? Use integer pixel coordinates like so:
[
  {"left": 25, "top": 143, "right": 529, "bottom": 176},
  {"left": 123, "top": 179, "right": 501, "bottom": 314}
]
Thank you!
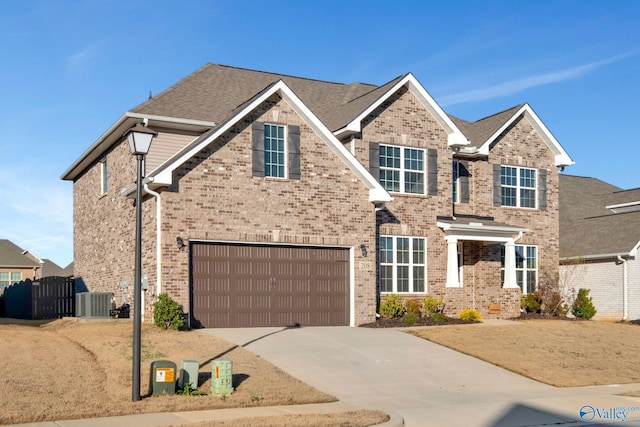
[
  {"left": 151, "top": 79, "right": 391, "bottom": 204},
  {"left": 333, "top": 73, "right": 469, "bottom": 147},
  {"left": 478, "top": 104, "right": 573, "bottom": 167}
]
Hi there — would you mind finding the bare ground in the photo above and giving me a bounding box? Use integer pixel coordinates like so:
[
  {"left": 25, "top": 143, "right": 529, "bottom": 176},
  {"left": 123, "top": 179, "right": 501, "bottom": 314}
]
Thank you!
[
  {"left": 409, "top": 319, "right": 640, "bottom": 387},
  {"left": 0, "top": 318, "right": 386, "bottom": 426}
]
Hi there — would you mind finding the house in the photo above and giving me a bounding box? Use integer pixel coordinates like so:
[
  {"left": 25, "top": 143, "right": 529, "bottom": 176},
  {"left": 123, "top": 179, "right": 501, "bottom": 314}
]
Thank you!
[
  {"left": 61, "top": 64, "right": 573, "bottom": 327},
  {"left": 559, "top": 175, "right": 640, "bottom": 320},
  {"left": 0, "top": 239, "right": 43, "bottom": 292}
]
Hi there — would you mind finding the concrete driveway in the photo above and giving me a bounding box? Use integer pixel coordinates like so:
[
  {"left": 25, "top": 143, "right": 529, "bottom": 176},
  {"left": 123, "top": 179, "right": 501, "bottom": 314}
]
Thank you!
[{"left": 203, "top": 325, "right": 640, "bottom": 427}]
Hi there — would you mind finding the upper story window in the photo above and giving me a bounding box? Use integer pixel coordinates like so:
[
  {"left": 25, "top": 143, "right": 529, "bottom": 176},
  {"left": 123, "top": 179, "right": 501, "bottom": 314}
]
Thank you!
[
  {"left": 252, "top": 122, "right": 301, "bottom": 180},
  {"left": 264, "top": 124, "right": 286, "bottom": 178},
  {"left": 500, "top": 165, "right": 536, "bottom": 208},
  {"left": 379, "top": 235, "right": 426, "bottom": 293},
  {"left": 99, "top": 158, "right": 108, "bottom": 195},
  {"left": 501, "top": 245, "right": 537, "bottom": 294},
  {"left": 379, "top": 144, "right": 425, "bottom": 194},
  {"left": 452, "top": 159, "right": 470, "bottom": 204}
]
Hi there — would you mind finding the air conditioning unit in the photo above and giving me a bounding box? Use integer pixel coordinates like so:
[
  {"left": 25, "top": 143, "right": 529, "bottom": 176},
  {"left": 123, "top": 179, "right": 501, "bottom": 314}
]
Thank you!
[{"left": 76, "top": 292, "right": 113, "bottom": 318}]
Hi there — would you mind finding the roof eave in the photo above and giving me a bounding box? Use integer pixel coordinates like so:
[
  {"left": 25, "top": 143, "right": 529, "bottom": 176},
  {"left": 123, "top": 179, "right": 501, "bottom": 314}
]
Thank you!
[{"left": 61, "top": 113, "right": 215, "bottom": 181}]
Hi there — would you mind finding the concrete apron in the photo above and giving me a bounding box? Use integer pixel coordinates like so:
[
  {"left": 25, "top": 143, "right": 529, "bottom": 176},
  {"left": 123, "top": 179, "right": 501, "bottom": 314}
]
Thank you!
[{"left": 203, "top": 326, "right": 640, "bottom": 427}]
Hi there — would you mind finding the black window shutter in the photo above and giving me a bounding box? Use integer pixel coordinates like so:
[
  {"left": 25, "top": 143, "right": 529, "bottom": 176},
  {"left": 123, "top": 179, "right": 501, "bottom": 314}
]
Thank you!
[
  {"left": 493, "top": 164, "right": 502, "bottom": 206},
  {"left": 428, "top": 148, "right": 438, "bottom": 196},
  {"left": 252, "top": 122, "right": 265, "bottom": 177},
  {"left": 459, "top": 160, "right": 469, "bottom": 203},
  {"left": 288, "top": 125, "right": 301, "bottom": 180},
  {"left": 369, "top": 142, "right": 380, "bottom": 182},
  {"left": 538, "top": 169, "right": 547, "bottom": 211}
]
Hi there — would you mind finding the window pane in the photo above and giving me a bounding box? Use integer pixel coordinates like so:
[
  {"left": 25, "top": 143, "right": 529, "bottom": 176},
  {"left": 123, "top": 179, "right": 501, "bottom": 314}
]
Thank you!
[
  {"left": 502, "top": 187, "right": 516, "bottom": 206},
  {"left": 404, "top": 171, "right": 424, "bottom": 194},
  {"left": 10, "top": 272, "right": 20, "bottom": 282},
  {"left": 380, "top": 266, "right": 393, "bottom": 293},
  {"left": 413, "top": 266, "right": 425, "bottom": 292},
  {"left": 516, "top": 271, "right": 524, "bottom": 290},
  {"left": 501, "top": 166, "right": 517, "bottom": 186},
  {"left": 452, "top": 161, "right": 459, "bottom": 203},
  {"left": 520, "top": 189, "right": 536, "bottom": 208},
  {"left": 412, "top": 238, "right": 425, "bottom": 264},
  {"left": 379, "top": 237, "right": 393, "bottom": 263},
  {"left": 380, "top": 145, "right": 400, "bottom": 168},
  {"left": 404, "top": 148, "right": 423, "bottom": 171},
  {"left": 397, "top": 238, "right": 410, "bottom": 264},
  {"left": 527, "top": 246, "right": 537, "bottom": 269},
  {"left": 520, "top": 168, "right": 536, "bottom": 188},
  {"left": 380, "top": 169, "right": 400, "bottom": 192},
  {"left": 526, "top": 271, "right": 537, "bottom": 294},
  {"left": 515, "top": 246, "right": 525, "bottom": 268},
  {"left": 397, "top": 266, "right": 409, "bottom": 292}
]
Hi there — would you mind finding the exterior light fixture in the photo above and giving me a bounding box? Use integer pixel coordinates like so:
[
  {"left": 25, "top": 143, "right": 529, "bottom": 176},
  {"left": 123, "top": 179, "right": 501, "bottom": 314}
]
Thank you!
[
  {"left": 125, "top": 122, "right": 157, "bottom": 402},
  {"left": 360, "top": 244, "right": 367, "bottom": 257}
]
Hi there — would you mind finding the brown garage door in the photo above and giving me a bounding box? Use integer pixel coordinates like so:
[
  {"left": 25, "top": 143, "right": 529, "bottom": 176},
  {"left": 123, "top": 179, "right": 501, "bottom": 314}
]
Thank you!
[{"left": 190, "top": 243, "right": 350, "bottom": 328}]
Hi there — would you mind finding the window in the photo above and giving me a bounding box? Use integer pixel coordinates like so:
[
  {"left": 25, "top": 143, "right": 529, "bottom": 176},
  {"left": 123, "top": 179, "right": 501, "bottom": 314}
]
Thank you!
[
  {"left": 501, "top": 245, "right": 537, "bottom": 294},
  {"left": 264, "top": 124, "right": 286, "bottom": 178},
  {"left": 500, "top": 166, "right": 536, "bottom": 208},
  {"left": 453, "top": 160, "right": 460, "bottom": 203},
  {"left": 0, "top": 272, "right": 20, "bottom": 290},
  {"left": 100, "top": 158, "right": 108, "bottom": 195},
  {"left": 380, "top": 236, "right": 426, "bottom": 293},
  {"left": 252, "top": 122, "right": 300, "bottom": 180},
  {"left": 379, "top": 145, "right": 425, "bottom": 194}
]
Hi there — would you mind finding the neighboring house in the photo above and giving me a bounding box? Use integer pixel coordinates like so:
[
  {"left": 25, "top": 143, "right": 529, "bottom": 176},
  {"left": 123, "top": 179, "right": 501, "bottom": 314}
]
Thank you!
[
  {"left": 559, "top": 175, "right": 640, "bottom": 320},
  {"left": 41, "top": 259, "right": 74, "bottom": 278},
  {"left": 61, "top": 63, "right": 573, "bottom": 327},
  {"left": 0, "top": 239, "right": 43, "bottom": 293}
]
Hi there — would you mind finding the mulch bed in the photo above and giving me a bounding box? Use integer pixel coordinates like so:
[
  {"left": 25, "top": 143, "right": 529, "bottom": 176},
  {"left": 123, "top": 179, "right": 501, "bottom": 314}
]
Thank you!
[{"left": 360, "top": 316, "right": 475, "bottom": 328}]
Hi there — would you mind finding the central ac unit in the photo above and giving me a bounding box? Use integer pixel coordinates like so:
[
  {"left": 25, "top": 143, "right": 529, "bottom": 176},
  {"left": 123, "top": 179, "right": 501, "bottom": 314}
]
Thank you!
[{"left": 76, "top": 292, "right": 113, "bottom": 318}]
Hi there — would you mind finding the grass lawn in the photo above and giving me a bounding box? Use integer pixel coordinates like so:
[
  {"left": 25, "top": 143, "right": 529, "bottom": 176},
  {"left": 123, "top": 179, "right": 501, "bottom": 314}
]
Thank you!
[
  {"left": 409, "top": 319, "right": 640, "bottom": 387},
  {"left": 0, "top": 318, "right": 387, "bottom": 426}
]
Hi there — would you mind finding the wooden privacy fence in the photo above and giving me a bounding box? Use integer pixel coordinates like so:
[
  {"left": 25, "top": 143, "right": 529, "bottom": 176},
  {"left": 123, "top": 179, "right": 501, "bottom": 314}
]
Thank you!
[{"left": 3, "top": 276, "right": 75, "bottom": 320}]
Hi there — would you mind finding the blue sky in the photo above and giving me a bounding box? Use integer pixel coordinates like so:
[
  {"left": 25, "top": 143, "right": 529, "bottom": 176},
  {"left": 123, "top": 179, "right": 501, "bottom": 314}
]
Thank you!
[{"left": 1, "top": 0, "right": 638, "bottom": 266}]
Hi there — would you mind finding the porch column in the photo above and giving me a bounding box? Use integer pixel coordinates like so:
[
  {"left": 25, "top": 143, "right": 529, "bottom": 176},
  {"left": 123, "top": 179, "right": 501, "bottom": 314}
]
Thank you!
[
  {"left": 503, "top": 239, "right": 518, "bottom": 288},
  {"left": 445, "top": 237, "right": 460, "bottom": 288}
]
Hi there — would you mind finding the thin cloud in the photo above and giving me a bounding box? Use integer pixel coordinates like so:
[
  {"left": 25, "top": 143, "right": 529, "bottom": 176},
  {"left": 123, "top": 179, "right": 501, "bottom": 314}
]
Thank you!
[
  {"left": 439, "top": 52, "right": 638, "bottom": 106},
  {"left": 65, "top": 45, "right": 100, "bottom": 77}
]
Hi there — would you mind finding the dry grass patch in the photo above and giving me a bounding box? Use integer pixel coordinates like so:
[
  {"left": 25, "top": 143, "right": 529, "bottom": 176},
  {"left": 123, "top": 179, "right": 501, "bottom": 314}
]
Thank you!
[
  {"left": 164, "top": 410, "right": 389, "bottom": 427},
  {"left": 409, "top": 319, "right": 640, "bottom": 387},
  {"left": 0, "top": 318, "right": 336, "bottom": 425}
]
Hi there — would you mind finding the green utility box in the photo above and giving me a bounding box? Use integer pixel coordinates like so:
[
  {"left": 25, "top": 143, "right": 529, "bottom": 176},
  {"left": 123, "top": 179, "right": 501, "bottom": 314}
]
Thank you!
[
  {"left": 150, "top": 360, "right": 177, "bottom": 396},
  {"left": 210, "top": 359, "right": 233, "bottom": 395},
  {"left": 179, "top": 359, "right": 199, "bottom": 389}
]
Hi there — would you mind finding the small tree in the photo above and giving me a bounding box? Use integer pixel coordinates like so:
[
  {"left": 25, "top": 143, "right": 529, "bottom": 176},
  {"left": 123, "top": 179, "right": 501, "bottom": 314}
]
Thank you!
[
  {"left": 153, "top": 293, "right": 185, "bottom": 330},
  {"left": 572, "top": 288, "right": 597, "bottom": 320}
]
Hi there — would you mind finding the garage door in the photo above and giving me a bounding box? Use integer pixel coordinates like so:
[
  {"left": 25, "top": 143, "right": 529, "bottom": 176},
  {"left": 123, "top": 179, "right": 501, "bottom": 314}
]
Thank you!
[{"left": 190, "top": 243, "right": 350, "bottom": 328}]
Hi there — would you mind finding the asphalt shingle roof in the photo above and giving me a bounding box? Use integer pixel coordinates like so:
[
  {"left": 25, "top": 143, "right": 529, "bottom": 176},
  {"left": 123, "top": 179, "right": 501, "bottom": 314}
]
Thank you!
[
  {"left": 0, "top": 239, "right": 40, "bottom": 267},
  {"left": 560, "top": 175, "right": 640, "bottom": 258}
]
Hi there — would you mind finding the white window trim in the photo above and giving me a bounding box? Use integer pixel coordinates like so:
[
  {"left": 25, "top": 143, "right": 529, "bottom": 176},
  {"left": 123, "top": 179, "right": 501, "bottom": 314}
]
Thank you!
[
  {"left": 453, "top": 160, "right": 461, "bottom": 203},
  {"left": 501, "top": 165, "right": 537, "bottom": 209},
  {"left": 501, "top": 244, "right": 538, "bottom": 294},
  {"left": 380, "top": 144, "right": 426, "bottom": 195},
  {"left": 380, "top": 235, "right": 427, "bottom": 294},
  {"left": 264, "top": 123, "right": 287, "bottom": 179},
  {"left": 99, "top": 158, "right": 108, "bottom": 195}
]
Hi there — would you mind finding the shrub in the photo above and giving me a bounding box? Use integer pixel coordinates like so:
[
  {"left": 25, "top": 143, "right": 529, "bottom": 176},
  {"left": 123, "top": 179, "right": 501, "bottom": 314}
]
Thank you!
[
  {"left": 422, "top": 295, "right": 444, "bottom": 316},
  {"left": 430, "top": 312, "right": 447, "bottom": 324},
  {"left": 405, "top": 299, "right": 422, "bottom": 316},
  {"left": 153, "top": 293, "right": 185, "bottom": 330},
  {"left": 402, "top": 312, "right": 420, "bottom": 325},
  {"left": 572, "top": 288, "right": 597, "bottom": 319},
  {"left": 379, "top": 294, "right": 405, "bottom": 318},
  {"left": 459, "top": 308, "right": 482, "bottom": 322},
  {"left": 521, "top": 292, "right": 542, "bottom": 314}
]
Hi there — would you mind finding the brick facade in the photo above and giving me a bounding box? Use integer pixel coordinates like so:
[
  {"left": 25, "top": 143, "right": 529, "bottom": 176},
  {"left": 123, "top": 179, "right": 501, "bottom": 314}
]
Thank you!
[{"left": 70, "top": 66, "right": 566, "bottom": 325}]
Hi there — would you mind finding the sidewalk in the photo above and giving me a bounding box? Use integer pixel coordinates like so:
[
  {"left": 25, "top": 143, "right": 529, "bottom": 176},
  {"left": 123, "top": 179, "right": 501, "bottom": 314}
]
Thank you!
[{"left": 3, "top": 402, "right": 403, "bottom": 427}]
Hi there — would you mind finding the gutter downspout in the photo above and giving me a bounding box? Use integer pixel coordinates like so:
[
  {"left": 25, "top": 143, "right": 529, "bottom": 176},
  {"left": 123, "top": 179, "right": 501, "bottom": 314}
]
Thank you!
[
  {"left": 144, "top": 184, "right": 162, "bottom": 300},
  {"left": 617, "top": 255, "right": 628, "bottom": 320}
]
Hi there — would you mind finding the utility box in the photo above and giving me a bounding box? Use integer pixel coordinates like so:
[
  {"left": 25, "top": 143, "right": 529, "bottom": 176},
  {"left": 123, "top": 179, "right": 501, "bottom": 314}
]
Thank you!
[
  {"left": 210, "top": 359, "right": 233, "bottom": 395},
  {"left": 179, "top": 359, "right": 199, "bottom": 389},
  {"left": 75, "top": 292, "right": 113, "bottom": 318},
  {"left": 150, "top": 360, "right": 176, "bottom": 396}
]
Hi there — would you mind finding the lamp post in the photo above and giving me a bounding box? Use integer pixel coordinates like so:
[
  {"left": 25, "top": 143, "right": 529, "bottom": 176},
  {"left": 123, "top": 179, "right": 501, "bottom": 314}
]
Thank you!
[{"left": 125, "top": 123, "right": 157, "bottom": 402}]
